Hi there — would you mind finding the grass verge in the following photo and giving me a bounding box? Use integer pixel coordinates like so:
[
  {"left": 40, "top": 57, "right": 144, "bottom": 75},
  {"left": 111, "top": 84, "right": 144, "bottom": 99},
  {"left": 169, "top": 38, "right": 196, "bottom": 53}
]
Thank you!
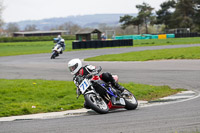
[
  {"left": 0, "top": 79, "right": 185, "bottom": 117},
  {"left": 85, "top": 46, "right": 200, "bottom": 61},
  {"left": 0, "top": 37, "right": 200, "bottom": 57},
  {"left": 0, "top": 40, "right": 73, "bottom": 57}
]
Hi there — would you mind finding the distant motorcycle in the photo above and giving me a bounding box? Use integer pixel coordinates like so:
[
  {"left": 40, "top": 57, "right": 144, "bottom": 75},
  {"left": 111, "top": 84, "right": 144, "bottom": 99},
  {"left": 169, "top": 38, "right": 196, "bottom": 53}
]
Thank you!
[
  {"left": 73, "top": 67, "right": 138, "bottom": 114},
  {"left": 51, "top": 43, "right": 63, "bottom": 59},
  {"left": 51, "top": 38, "right": 65, "bottom": 59}
]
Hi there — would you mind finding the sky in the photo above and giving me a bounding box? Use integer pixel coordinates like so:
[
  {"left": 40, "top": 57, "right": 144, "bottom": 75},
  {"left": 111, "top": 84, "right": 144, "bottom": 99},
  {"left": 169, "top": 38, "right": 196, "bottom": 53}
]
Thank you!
[{"left": 2, "top": 0, "right": 168, "bottom": 23}]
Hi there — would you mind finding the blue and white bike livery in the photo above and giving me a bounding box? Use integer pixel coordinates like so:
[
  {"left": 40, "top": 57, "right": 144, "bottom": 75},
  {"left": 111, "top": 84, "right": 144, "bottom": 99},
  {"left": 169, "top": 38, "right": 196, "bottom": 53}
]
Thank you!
[
  {"left": 51, "top": 38, "right": 65, "bottom": 59},
  {"left": 73, "top": 70, "right": 138, "bottom": 114}
]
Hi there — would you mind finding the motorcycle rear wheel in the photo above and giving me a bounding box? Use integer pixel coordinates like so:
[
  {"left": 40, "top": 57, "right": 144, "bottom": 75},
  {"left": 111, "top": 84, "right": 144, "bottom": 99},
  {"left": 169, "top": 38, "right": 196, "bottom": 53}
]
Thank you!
[
  {"left": 122, "top": 89, "right": 138, "bottom": 110},
  {"left": 84, "top": 93, "right": 109, "bottom": 114}
]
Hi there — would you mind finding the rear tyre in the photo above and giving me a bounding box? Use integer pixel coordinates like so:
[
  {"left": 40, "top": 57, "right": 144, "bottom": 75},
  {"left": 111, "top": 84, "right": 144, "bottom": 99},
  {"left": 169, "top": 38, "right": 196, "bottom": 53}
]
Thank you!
[
  {"left": 122, "top": 89, "right": 138, "bottom": 110},
  {"left": 84, "top": 93, "right": 109, "bottom": 114}
]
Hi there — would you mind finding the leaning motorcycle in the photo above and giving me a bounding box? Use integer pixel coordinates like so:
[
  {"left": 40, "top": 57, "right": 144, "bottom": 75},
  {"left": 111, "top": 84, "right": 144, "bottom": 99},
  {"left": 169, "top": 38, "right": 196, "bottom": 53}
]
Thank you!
[
  {"left": 73, "top": 68, "right": 138, "bottom": 114},
  {"left": 50, "top": 44, "right": 63, "bottom": 59}
]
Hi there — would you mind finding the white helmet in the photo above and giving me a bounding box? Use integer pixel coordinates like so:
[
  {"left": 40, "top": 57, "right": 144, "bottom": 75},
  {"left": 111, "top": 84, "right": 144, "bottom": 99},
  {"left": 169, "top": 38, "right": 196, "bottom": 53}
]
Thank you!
[
  {"left": 68, "top": 58, "right": 82, "bottom": 75},
  {"left": 57, "top": 35, "right": 61, "bottom": 39}
]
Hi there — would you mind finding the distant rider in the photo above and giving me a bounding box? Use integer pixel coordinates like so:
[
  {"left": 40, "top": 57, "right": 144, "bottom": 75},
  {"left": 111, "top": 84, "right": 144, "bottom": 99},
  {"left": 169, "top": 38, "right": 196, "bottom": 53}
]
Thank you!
[{"left": 53, "top": 35, "right": 65, "bottom": 54}]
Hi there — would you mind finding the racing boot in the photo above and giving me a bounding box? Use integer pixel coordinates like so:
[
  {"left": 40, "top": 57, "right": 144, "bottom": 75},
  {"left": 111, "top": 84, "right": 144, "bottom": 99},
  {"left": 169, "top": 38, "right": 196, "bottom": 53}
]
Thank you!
[{"left": 112, "top": 82, "right": 125, "bottom": 93}]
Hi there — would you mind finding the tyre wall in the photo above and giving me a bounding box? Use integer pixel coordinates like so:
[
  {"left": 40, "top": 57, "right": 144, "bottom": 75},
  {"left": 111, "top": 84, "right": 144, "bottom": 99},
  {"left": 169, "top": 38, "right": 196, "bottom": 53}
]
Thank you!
[{"left": 72, "top": 39, "right": 133, "bottom": 49}]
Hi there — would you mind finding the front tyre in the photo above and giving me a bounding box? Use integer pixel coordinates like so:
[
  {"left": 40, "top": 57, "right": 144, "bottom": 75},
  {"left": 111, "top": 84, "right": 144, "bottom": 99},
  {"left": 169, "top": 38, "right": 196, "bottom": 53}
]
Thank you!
[
  {"left": 51, "top": 51, "right": 56, "bottom": 59},
  {"left": 51, "top": 51, "right": 58, "bottom": 59},
  {"left": 84, "top": 93, "right": 109, "bottom": 114},
  {"left": 122, "top": 89, "right": 138, "bottom": 110}
]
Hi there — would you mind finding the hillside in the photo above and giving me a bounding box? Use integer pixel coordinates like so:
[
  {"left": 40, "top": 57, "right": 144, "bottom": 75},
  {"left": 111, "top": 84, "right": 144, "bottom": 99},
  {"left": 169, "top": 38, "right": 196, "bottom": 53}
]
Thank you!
[{"left": 11, "top": 13, "right": 136, "bottom": 30}]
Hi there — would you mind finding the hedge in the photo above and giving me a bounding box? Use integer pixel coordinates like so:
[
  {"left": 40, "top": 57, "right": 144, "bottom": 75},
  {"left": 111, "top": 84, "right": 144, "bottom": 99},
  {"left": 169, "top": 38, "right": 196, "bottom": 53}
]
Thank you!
[{"left": 0, "top": 35, "right": 76, "bottom": 42}]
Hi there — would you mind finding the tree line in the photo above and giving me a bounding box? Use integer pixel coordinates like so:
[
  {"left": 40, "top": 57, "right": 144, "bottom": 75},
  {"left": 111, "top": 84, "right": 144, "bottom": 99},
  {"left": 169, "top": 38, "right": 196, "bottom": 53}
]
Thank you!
[
  {"left": 1, "top": 0, "right": 200, "bottom": 36},
  {"left": 120, "top": 0, "right": 200, "bottom": 34}
]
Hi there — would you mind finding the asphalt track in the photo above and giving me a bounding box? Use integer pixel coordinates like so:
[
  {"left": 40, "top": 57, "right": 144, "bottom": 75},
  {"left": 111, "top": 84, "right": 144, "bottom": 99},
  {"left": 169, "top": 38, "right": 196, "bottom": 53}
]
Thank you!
[{"left": 0, "top": 44, "right": 200, "bottom": 133}]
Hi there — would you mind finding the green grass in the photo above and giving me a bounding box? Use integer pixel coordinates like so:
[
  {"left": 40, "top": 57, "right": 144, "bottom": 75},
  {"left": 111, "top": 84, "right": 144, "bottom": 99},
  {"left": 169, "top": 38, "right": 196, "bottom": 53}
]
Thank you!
[
  {"left": 0, "top": 40, "right": 73, "bottom": 56},
  {"left": 0, "top": 37, "right": 200, "bottom": 57},
  {"left": 121, "top": 82, "right": 185, "bottom": 101},
  {"left": 0, "top": 79, "right": 83, "bottom": 117},
  {"left": 0, "top": 79, "right": 185, "bottom": 117},
  {"left": 85, "top": 46, "right": 200, "bottom": 61}
]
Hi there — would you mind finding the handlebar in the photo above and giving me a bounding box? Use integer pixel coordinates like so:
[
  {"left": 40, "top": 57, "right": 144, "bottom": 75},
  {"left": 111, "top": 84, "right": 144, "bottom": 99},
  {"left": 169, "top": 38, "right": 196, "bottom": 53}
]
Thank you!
[
  {"left": 74, "top": 66, "right": 102, "bottom": 82},
  {"left": 96, "top": 66, "right": 102, "bottom": 73},
  {"left": 85, "top": 66, "right": 102, "bottom": 79},
  {"left": 86, "top": 71, "right": 98, "bottom": 79}
]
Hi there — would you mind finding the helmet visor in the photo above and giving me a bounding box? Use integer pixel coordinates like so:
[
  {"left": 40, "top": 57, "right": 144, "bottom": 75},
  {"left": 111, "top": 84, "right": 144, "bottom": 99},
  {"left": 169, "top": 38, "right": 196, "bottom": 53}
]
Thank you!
[{"left": 69, "top": 63, "right": 78, "bottom": 73}]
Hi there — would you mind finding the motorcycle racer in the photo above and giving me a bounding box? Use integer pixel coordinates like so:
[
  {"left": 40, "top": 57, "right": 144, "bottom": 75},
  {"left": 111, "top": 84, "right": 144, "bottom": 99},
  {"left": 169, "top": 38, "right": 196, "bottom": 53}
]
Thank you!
[
  {"left": 68, "top": 58, "right": 125, "bottom": 93},
  {"left": 53, "top": 35, "right": 65, "bottom": 53}
]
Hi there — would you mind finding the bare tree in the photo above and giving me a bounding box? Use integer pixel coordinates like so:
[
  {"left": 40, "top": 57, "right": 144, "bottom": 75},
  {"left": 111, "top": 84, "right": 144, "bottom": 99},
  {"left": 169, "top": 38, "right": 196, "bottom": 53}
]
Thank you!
[
  {"left": 24, "top": 24, "right": 37, "bottom": 31},
  {"left": 98, "top": 23, "right": 113, "bottom": 33},
  {"left": 0, "top": 0, "right": 4, "bottom": 29},
  {"left": 58, "top": 22, "right": 81, "bottom": 35},
  {"left": 6, "top": 23, "right": 20, "bottom": 33}
]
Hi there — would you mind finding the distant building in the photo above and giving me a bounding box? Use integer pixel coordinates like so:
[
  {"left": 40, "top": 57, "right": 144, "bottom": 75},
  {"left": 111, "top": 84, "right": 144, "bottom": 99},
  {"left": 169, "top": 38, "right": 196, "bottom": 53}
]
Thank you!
[
  {"left": 13, "top": 30, "right": 68, "bottom": 37},
  {"left": 75, "top": 29, "right": 102, "bottom": 41},
  {"left": 166, "top": 28, "right": 190, "bottom": 34}
]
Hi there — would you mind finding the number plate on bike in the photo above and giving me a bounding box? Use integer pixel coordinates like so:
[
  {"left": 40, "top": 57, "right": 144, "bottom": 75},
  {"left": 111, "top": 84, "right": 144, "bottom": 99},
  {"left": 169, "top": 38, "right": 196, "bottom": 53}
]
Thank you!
[{"left": 79, "top": 79, "right": 90, "bottom": 94}]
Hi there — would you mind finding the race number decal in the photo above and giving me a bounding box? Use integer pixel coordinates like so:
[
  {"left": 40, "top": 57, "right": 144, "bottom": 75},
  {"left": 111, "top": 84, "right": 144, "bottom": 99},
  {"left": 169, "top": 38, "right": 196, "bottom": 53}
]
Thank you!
[{"left": 79, "top": 79, "right": 90, "bottom": 94}]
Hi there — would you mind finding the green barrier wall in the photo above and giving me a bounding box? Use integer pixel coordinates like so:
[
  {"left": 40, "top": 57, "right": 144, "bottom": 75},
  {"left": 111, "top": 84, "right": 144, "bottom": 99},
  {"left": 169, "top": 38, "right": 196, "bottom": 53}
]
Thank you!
[
  {"left": 115, "top": 34, "right": 175, "bottom": 40},
  {"left": 167, "top": 34, "right": 175, "bottom": 38}
]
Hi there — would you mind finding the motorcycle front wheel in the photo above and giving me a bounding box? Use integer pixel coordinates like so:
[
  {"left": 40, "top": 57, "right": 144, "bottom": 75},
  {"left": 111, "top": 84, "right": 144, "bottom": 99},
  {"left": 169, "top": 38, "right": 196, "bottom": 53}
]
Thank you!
[
  {"left": 122, "top": 89, "right": 138, "bottom": 110},
  {"left": 84, "top": 93, "right": 109, "bottom": 114},
  {"left": 51, "top": 51, "right": 57, "bottom": 59}
]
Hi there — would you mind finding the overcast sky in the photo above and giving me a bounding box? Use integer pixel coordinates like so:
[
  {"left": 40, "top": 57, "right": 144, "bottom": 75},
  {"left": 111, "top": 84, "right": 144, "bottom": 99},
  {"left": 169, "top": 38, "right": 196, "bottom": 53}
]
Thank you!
[{"left": 2, "top": 0, "right": 168, "bottom": 23}]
